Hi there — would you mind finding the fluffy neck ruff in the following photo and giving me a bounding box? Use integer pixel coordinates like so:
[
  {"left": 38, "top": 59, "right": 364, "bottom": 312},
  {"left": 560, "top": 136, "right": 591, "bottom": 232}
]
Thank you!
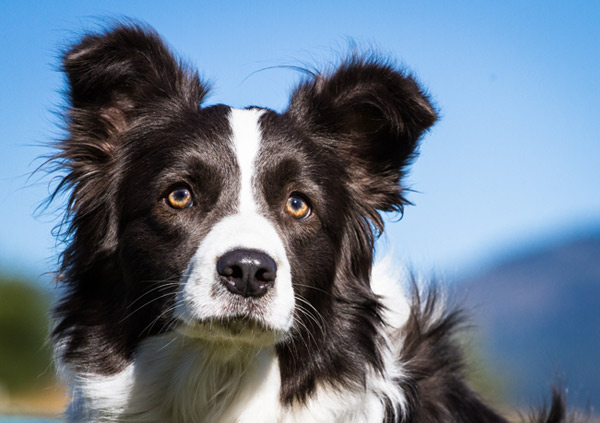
[{"left": 67, "top": 335, "right": 282, "bottom": 423}]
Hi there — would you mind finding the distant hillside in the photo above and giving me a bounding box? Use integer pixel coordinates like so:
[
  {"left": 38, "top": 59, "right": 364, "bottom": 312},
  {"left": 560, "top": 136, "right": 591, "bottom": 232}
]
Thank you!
[
  {"left": 458, "top": 232, "right": 600, "bottom": 412},
  {"left": 0, "top": 276, "right": 65, "bottom": 416}
]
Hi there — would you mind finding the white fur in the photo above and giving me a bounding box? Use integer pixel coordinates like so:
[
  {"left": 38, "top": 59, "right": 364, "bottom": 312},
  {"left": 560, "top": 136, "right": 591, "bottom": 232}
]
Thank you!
[
  {"left": 229, "top": 108, "right": 263, "bottom": 214},
  {"left": 369, "top": 258, "right": 413, "bottom": 419},
  {"left": 58, "top": 351, "right": 134, "bottom": 422},
  {"left": 371, "top": 256, "right": 411, "bottom": 330}
]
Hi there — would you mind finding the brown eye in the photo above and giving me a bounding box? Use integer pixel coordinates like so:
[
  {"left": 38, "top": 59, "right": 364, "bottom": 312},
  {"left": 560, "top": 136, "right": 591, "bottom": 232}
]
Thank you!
[
  {"left": 285, "top": 194, "right": 311, "bottom": 219},
  {"left": 167, "top": 187, "right": 193, "bottom": 209}
]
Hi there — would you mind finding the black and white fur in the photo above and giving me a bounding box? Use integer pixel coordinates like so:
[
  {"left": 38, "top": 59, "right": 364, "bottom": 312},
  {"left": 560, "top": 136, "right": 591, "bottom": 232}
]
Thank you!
[{"left": 48, "top": 23, "right": 572, "bottom": 423}]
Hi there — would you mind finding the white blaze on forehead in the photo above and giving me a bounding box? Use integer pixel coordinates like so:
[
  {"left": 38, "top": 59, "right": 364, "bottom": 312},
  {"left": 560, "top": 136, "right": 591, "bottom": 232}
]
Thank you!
[
  {"left": 229, "top": 108, "right": 264, "bottom": 213},
  {"left": 173, "top": 107, "right": 295, "bottom": 337}
]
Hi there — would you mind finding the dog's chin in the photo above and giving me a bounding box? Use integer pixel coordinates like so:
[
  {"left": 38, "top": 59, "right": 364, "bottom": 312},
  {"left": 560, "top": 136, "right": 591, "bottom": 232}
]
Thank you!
[{"left": 175, "top": 316, "right": 286, "bottom": 347}]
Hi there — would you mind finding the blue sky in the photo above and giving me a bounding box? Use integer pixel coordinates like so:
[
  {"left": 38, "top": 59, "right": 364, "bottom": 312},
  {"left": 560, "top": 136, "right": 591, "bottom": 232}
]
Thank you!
[{"left": 1, "top": 1, "right": 599, "bottom": 283}]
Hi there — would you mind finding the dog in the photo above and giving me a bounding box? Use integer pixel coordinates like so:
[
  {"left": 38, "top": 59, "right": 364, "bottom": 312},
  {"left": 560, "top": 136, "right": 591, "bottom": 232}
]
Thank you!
[{"left": 48, "top": 23, "right": 572, "bottom": 422}]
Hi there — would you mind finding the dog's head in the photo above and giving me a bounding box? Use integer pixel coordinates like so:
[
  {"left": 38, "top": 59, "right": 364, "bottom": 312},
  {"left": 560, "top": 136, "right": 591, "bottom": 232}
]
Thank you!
[{"left": 52, "top": 24, "right": 436, "bottom": 383}]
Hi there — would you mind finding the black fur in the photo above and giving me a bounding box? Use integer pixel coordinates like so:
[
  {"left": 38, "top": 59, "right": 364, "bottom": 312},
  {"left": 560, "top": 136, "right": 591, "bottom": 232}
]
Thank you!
[{"left": 48, "top": 23, "right": 578, "bottom": 422}]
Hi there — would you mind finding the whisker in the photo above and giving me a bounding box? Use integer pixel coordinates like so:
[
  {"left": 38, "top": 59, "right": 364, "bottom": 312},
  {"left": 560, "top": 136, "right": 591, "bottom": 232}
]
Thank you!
[
  {"left": 292, "top": 316, "right": 320, "bottom": 358},
  {"left": 141, "top": 303, "right": 180, "bottom": 336},
  {"left": 290, "top": 306, "right": 322, "bottom": 356},
  {"left": 295, "top": 296, "right": 327, "bottom": 330},
  {"left": 126, "top": 281, "right": 181, "bottom": 310},
  {"left": 295, "top": 304, "right": 324, "bottom": 338},
  {"left": 156, "top": 333, "right": 179, "bottom": 353},
  {"left": 292, "top": 283, "right": 334, "bottom": 297},
  {"left": 120, "top": 291, "right": 177, "bottom": 324}
]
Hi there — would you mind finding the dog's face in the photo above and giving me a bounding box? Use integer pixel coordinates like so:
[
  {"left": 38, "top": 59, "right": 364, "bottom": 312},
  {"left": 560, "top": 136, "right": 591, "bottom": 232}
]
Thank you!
[
  {"left": 118, "top": 106, "right": 348, "bottom": 346},
  {"left": 168, "top": 109, "right": 299, "bottom": 345},
  {"left": 52, "top": 25, "right": 436, "bottom": 378}
]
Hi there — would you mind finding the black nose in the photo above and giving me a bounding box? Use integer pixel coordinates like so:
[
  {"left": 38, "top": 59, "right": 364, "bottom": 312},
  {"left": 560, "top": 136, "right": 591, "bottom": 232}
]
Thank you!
[{"left": 217, "top": 249, "right": 277, "bottom": 298}]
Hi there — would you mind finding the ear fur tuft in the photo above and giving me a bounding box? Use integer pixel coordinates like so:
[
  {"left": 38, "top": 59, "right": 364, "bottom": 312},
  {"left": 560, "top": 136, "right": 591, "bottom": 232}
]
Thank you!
[{"left": 287, "top": 55, "right": 437, "bottom": 214}]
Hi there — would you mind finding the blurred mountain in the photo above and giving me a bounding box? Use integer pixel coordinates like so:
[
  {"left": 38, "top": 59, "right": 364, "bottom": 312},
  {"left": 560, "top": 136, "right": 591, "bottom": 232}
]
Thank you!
[{"left": 458, "top": 231, "right": 600, "bottom": 412}]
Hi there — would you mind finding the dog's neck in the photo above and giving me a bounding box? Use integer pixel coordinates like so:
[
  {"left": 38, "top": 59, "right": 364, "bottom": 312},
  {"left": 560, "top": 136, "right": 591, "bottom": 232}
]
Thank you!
[
  {"left": 67, "top": 334, "right": 282, "bottom": 422},
  {"left": 149, "top": 337, "right": 279, "bottom": 421}
]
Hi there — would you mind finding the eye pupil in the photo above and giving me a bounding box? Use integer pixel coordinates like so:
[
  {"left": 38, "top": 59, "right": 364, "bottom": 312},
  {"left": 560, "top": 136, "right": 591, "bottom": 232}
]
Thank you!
[
  {"left": 173, "top": 190, "right": 187, "bottom": 200},
  {"left": 290, "top": 197, "right": 302, "bottom": 210}
]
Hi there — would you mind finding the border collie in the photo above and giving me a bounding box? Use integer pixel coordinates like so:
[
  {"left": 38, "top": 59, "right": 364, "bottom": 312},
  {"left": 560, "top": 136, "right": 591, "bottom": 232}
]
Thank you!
[{"left": 48, "top": 23, "right": 572, "bottom": 422}]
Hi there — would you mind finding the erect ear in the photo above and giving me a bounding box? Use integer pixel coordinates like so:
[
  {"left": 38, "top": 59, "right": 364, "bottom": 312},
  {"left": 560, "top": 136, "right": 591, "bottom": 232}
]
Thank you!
[
  {"left": 54, "top": 23, "right": 208, "bottom": 263},
  {"left": 62, "top": 23, "right": 208, "bottom": 139},
  {"left": 286, "top": 56, "right": 437, "bottom": 214}
]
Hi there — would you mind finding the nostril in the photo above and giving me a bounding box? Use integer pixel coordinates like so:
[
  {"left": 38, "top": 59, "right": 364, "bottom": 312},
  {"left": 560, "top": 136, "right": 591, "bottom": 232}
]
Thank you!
[
  {"left": 218, "top": 264, "right": 243, "bottom": 280},
  {"left": 255, "top": 257, "right": 277, "bottom": 283},
  {"left": 255, "top": 268, "right": 275, "bottom": 283},
  {"left": 231, "top": 266, "right": 243, "bottom": 280}
]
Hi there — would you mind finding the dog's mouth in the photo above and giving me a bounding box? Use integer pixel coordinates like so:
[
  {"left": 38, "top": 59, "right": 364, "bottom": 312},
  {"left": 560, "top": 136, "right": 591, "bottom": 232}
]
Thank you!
[{"left": 175, "top": 315, "right": 285, "bottom": 346}]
